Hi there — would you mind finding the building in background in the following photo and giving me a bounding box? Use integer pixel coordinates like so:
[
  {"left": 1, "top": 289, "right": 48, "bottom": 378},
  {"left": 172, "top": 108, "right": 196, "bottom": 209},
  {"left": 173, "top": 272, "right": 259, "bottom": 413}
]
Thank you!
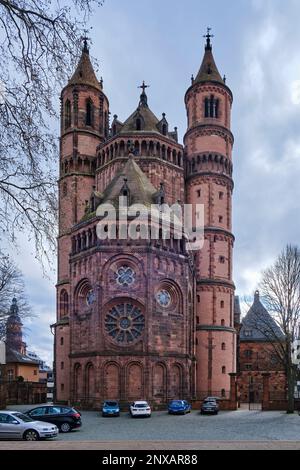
[
  {"left": 4, "top": 298, "right": 47, "bottom": 405},
  {"left": 53, "top": 31, "right": 237, "bottom": 407},
  {"left": 237, "top": 291, "right": 286, "bottom": 404}
]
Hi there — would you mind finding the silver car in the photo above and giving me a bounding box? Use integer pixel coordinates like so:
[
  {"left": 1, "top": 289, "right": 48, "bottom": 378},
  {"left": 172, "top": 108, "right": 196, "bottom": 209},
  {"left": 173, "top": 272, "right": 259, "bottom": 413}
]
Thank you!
[{"left": 0, "top": 411, "right": 58, "bottom": 441}]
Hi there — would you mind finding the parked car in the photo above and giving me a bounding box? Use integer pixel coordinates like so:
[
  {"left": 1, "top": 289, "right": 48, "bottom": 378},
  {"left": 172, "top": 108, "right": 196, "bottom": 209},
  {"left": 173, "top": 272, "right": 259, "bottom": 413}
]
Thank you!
[
  {"left": 168, "top": 400, "right": 191, "bottom": 415},
  {"left": 200, "top": 400, "right": 219, "bottom": 415},
  {"left": 25, "top": 405, "right": 82, "bottom": 433},
  {"left": 0, "top": 411, "right": 58, "bottom": 441},
  {"left": 203, "top": 396, "right": 221, "bottom": 403},
  {"left": 102, "top": 400, "right": 120, "bottom": 417},
  {"left": 130, "top": 401, "right": 151, "bottom": 418}
]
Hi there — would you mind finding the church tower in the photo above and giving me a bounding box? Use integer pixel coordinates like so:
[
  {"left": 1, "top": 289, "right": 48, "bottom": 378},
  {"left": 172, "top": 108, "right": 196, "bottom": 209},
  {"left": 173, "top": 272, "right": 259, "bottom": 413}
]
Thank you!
[
  {"left": 184, "top": 30, "right": 236, "bottom": 396},
  {"left": 56, "top": 39, "right": 109, "bottom": 402}
]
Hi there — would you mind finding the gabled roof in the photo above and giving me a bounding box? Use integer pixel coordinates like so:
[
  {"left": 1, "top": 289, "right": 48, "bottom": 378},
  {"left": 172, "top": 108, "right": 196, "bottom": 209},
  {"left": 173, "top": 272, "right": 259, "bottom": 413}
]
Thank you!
[
  {"left": 68, "top": 42, "right": 101, "bottom": 91},
  {"left": 97, "top": 156, "right": 158, "bottom": 208},
  {"left": 240, "top": 291, "right": 284, "bottom": 342}
]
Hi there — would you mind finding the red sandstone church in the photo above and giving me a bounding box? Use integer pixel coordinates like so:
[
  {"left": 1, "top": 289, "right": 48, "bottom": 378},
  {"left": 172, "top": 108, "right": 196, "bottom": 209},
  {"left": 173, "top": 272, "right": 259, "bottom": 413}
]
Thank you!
[{"left": 53, "top": 31, "right": 236, "bottom": 407}]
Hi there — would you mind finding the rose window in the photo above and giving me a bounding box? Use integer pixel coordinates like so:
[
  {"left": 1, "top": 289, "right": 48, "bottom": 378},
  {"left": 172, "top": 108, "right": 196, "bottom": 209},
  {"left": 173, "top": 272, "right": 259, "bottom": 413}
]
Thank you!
[
  {"left": 105, "top": 303, "right": 145, "bottom": 344},
  {"left": 115, "top": 266, "right": 136, "bottom": 287},
  {"left": 156, "top": 289, "right": 171, "bottom": 307}
]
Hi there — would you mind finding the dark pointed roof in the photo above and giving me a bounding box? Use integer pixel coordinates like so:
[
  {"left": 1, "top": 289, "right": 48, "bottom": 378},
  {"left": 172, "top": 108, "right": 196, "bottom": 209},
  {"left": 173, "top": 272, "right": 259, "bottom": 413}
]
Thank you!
[
  {"left": 240, "top": 291, "right": 284, "bottom": 342},
  {"left": 194, "top": 38, "right": 224, "bottom": 85},
  {"left": 68, "top": 42, "right": 101, "bottom": 90},
  {"left": 7, "top": 298, "right": 22, "bottom": 324},
  {"left": 96, "top": 156, "right": 158, "bottom": 208}
]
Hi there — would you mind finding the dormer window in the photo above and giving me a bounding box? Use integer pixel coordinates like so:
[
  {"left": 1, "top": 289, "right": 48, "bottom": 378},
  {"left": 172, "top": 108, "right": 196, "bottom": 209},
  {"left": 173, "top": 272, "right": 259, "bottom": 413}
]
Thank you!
[
  {"left": 204, "top": 95, "right": 219, "bottom": 118},
  {"left": 86, "top": 98, "right": 94, "bottom": 127},
  {"left": 162, "top": 124, "right": 167, "bottom": 136},
  {"left": 136, "top": 118, "right": 142, "bottom": 131}
]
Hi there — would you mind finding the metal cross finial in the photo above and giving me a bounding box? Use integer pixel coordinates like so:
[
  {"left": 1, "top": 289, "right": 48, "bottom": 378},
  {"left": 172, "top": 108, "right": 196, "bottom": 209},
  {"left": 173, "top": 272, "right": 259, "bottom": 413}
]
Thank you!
[
  {"left": 138, "top": 81, "right": 150, "bottom": 94},
  {"left": 82, "top": 30, "right": 90, "bottom": 53},
  {"left": 203, "top": 27, "right": 214, "bottom": 48}
]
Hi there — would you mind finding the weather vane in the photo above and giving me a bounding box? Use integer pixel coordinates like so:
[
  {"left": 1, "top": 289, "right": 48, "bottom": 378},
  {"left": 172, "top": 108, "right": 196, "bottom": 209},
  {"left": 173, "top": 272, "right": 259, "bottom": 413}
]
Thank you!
[{"left": 203, "top": 27, "right": 214, "bottom": 48}]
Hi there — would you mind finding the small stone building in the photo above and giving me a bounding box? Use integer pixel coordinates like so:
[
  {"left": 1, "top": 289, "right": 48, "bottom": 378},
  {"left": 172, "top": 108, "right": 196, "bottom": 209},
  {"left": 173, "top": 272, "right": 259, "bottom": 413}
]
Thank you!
[{"left": 237, "top": 291, "right": 286, "bottom": 404}]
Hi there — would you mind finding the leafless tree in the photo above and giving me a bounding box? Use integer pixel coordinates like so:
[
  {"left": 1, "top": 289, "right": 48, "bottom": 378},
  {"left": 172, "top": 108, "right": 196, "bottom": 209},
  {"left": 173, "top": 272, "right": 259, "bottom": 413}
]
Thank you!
[
  {"left": 0, "top": 251, "right": 31, "bottom": 341},
  {"left": 0, "top": 0, "right": 104, "bottom": 266},
  {"left": 248, "top": 245, "right": 300, "bottom": 413}
]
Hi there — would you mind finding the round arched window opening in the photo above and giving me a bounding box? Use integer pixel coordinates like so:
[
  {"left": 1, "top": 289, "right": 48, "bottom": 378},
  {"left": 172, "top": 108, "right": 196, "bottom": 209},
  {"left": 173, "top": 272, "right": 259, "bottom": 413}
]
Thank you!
[{"left": 105, "top": 302, "right": 145, "bottom": 345}]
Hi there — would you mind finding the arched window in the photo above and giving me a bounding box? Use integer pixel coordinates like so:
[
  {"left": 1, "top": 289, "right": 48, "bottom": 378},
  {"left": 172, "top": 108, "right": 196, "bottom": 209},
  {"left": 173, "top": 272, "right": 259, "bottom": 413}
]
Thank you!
[
  {"left": 85, "top": 98, "right": 94, "bottom": 127},
  {"left": 64, "top": 100, "right": 71, "bottom": 129},
  {"left": 60, "top": 290, "right": 69, "bottom": 317},
  {"left": 221, "top": 342, "right": 226, "bottom": 351},
  {"left": 221, "top": 389, "right": 226, "bottom": 398},
  {"left": 204, "top": 95, "right": 220, "bottom": 118},
  {"left": 221, "top": 319, "right": 225, "bottom": 326},
  {"left": 204, "top": 98, "right": 209, "bottom": 118},
  {"left": 222, "top": 366, "right": 226, "bottom": 374},
  {"left": 136, "top": 118, "right": 142, "bottom": 131},
  {"left": 162, "top": 124, "right": 167, "bottom": 136}
]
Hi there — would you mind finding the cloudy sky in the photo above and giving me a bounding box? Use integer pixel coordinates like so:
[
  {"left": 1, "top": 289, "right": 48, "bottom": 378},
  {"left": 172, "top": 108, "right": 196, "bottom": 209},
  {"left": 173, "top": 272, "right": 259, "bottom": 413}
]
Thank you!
[{"left": 9, "top": 0, "right": 300, "bottom": 364}]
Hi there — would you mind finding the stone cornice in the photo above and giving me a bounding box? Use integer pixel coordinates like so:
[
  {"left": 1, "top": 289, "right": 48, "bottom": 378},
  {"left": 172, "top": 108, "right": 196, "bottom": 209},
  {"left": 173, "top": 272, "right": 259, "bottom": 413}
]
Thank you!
[
  {"left": 61, "top": 127, "right": 102, "bottom": 140},
  {"left": 185, "top": 80, "right": 233, "bottom": 103},
  {"left": 69, "top": 351, "right": 193, "bottom": 359},
  {"left": 183, "top": 123, "right": 234, "bottom": 145},
  {"left": 196, "top": 325, "right": 237, "bottom": 334},
  {"left": 185, "top": 171, "right": 234, "bottom": 188},
  {"left": 96, "top": 156, "right": 184, "bottom": 174},
  {"left": 197, "top": 278, "right": 236, "bottom": 290}
]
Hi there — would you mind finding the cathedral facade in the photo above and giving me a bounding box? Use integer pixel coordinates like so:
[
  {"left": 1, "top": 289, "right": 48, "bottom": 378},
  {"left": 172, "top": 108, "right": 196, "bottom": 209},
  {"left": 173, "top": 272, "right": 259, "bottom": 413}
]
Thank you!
[{"left": 54, "top": 33, "right": 237, "bottom": 407}]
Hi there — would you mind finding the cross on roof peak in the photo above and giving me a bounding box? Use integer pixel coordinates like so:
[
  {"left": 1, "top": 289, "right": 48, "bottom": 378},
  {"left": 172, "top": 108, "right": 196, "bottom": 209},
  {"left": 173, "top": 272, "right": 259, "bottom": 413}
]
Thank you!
[
  {"left": 138, "top": 81, "right": 150, "bottom": 94},
  {"left": 203, "top": 27, "right": 214, "bottom": 49}
]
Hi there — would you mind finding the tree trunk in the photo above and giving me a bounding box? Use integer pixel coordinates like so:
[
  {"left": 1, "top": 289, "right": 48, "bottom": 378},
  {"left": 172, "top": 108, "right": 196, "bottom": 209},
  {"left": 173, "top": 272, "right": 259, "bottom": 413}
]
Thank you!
[{"left": 286, "top": 363, "right": 295, "bottom": 414}]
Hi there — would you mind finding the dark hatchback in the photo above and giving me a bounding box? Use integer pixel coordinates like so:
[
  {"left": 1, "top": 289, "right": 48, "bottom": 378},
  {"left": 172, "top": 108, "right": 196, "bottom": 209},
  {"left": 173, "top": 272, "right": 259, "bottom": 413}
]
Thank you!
[
  {"left": 25, "top": 405, "right": 82, "bottom": 433},
  {"left": 200, "top": 400, "right": 219, "bottom": 415}
]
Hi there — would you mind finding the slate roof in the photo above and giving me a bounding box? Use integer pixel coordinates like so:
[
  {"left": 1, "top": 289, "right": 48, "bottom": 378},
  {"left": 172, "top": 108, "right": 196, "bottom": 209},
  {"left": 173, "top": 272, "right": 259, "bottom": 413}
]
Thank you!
[
  {"left": 120, "top": 103, "right": 161, "bottom": 135},
  {"left": 68, "top": 44, "right": 101, "bottom": 91},
  {"left": 6, "top": 348, "right": 40, "bottom": 365},
  {"left": 97, "top": 156, "right": 158, "bottom": 208},
  {"left": 240, "top": 291, "right": 284, "bottom": 342},
  {"left": 194, "top": 43, "right": 224, "bottom": 85}
]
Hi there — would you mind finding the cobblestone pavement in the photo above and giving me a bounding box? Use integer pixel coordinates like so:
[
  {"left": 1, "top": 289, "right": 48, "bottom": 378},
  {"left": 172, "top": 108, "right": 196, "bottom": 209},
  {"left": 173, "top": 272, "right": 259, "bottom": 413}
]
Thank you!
[{"left": 2, "top": 405, "right": 300, "bottom": 446}]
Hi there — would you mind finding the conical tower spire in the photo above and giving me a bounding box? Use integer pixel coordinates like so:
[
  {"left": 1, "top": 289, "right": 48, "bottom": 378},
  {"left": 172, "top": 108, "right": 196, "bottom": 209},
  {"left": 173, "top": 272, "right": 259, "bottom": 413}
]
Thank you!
[
  {"left": 194, "top": 28, "right": 224, "bottom": 85},
  {"left": 68, "top": 37, "right": 101, "bottom": 90}
]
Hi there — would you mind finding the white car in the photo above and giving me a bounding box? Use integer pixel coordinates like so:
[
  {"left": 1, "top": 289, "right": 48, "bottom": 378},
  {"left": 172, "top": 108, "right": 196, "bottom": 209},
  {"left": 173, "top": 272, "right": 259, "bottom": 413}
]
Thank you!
[
  {"left": 0, "top": 411, "right": 58, "bottom": 441},
  {"left": 130, "top": 401, "right": 151, "bottom": 418}
]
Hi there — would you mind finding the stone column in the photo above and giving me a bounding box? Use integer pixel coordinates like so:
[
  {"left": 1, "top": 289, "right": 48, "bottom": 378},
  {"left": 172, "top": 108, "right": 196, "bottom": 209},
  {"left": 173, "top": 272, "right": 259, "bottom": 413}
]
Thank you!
[
  {"left": 229, "top": 373, "right": 237, "bottom": 410},
  {"left": 262, "top": 373, "right": 271, "bottom": 411}
]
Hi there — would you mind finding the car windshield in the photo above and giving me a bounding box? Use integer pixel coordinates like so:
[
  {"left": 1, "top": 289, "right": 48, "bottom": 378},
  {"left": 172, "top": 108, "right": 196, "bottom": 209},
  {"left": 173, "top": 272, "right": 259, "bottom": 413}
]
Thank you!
[
  {"left": 204, "top": 402, "right": 216, "bottom": 406},
  {"left": 104, "top": 402, "right": 118, "bottom": 407},
  {"left": 135, "top": 404, "right": 148, "bottom": 408},
  {"left": 171, "top": 401, "right": 183, "bottom": 406},
  {"left": 12, "top": 413, "right": 34, "bottom": 423}
]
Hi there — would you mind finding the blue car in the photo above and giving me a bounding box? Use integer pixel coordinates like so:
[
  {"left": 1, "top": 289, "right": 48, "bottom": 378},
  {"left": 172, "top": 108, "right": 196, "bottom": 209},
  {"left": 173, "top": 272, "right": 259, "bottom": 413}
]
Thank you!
[
  {"left": 102, "top": 400, "right": 120, "bottom": 417},
  {"left": 168, "top": 400, "right": 191, "bottom": 415}
]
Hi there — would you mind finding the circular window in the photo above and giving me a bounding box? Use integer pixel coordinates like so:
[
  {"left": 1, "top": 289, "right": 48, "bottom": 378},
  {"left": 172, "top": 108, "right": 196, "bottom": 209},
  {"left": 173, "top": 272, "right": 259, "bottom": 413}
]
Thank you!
[
  {"left": 105, "top": 303, "right": 145, "bottom": 344},
  {"left": 86, "top": 289, "right": 96, "bottom": 306},
  {"left": 115, "top": 266, "right": 136, "bottom": 287},
  {"left": 156, "top": 289, "right": 171, "bottom": 307}
]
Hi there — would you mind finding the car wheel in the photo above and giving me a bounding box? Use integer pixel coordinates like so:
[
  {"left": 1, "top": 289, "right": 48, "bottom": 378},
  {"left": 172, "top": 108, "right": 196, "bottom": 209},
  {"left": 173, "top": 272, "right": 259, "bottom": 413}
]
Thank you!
[
  {"left": 24, "top": 430, "right": 39, "bottom": 441},
  {"left": 60, "top": 422, "right": 71, "bottom": 433}
]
